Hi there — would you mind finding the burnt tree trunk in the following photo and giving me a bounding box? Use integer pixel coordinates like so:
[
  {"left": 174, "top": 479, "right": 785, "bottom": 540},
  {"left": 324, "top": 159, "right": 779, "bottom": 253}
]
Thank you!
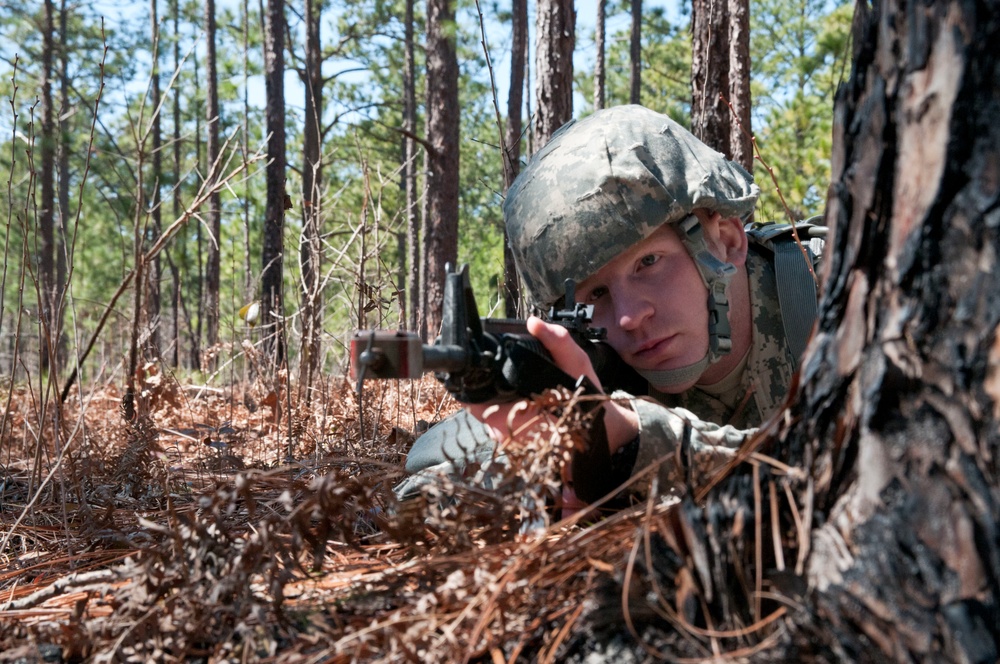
[
  {"left": 779, "top": 0, "right": 1000, "bottom": 658},
  {"left": 571, "top": 0, "right": 1000, "bottom": 661}
]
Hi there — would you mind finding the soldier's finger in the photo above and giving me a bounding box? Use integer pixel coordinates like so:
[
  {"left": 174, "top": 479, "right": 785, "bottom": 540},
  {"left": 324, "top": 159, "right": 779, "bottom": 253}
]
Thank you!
[{"left": 526, "top": 316, "right": 603, "bottom": 390}]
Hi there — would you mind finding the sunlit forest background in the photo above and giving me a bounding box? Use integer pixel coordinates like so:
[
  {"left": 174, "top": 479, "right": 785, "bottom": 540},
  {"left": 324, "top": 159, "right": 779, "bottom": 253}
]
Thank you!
[{"left": 0, "top": 0, "right": 850, "bottom": 385}]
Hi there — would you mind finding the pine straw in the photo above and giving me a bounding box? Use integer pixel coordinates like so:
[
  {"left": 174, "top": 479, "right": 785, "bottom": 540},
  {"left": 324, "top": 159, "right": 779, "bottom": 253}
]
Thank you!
[{"left": 0, "top": 371, "right": 809, "bottom": 662}]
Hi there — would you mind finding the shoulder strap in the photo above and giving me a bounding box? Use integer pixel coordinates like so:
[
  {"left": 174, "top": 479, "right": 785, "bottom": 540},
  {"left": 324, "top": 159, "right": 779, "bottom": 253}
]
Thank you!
[{"left": 746, "top": 221, "right": 826, "bottom": 364}]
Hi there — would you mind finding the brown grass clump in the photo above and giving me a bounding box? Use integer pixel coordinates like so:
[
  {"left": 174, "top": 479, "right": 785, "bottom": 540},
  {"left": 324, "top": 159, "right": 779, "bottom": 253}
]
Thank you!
[{"left": 0, "top": 371, "right": 805, "bottom": 662}]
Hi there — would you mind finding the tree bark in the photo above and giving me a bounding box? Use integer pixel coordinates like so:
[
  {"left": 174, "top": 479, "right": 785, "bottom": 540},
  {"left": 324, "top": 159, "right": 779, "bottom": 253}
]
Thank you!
[
  {"left": 629, "top": 0, "right": 641, "bottom": 105},
  {"left": 421, "top": 0, "right": 460, "bottom": 339},
  {"left": 779, "top": 0, "right": 1000, "bottom": 657},
  {"left": 534, "top": 0, "right": 575, "bottom": 146},
  {"left": 262, "top": 0, "right": 286, "bottom": 363},
  {"left": 690, "top": 0, "right": 731, "bottom": 155},
  {"left": 503, "top": 0, "right": 527, "bottom": 317}
]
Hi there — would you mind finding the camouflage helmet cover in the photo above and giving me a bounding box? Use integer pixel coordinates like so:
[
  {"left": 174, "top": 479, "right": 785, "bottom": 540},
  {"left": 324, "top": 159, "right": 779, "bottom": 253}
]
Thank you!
[{"left": 503, "top": 105, "right": 760, "bottom": 309}]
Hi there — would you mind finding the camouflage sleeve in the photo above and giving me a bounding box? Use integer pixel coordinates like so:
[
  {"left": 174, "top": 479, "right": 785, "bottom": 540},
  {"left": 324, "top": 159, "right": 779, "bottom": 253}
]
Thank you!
[{"left": 627, "top": 396, "right": 756, "bottom": 495}]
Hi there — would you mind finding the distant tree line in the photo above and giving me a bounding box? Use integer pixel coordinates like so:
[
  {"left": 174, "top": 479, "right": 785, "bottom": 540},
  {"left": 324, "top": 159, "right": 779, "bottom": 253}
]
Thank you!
[{"left": 0, "top": 0, "right": 850, "bottom": 395}]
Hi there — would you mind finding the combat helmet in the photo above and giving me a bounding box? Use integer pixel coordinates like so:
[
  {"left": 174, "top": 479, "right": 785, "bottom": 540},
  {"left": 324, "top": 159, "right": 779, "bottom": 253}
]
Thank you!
[{"left": 503, "top": 104, "right": 760, "bottom": 388}]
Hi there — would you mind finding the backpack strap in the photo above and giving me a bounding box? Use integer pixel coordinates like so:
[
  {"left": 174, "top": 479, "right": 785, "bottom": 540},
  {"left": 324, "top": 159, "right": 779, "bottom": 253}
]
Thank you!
[{"left": 746, "top": 221, "right": 826, "bottom": 365}]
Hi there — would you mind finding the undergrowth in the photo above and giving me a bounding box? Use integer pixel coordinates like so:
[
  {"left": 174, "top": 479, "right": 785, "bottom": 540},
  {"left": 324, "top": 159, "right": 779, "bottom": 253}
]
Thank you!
[{"left": 0, "top": 366, "right": 807, "bottom": 663}]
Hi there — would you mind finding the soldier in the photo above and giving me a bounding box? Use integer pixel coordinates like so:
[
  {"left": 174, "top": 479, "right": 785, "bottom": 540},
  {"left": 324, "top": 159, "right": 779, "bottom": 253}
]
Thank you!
[{"left": 396, "top": 105, "right": 823, "bottom": 512}]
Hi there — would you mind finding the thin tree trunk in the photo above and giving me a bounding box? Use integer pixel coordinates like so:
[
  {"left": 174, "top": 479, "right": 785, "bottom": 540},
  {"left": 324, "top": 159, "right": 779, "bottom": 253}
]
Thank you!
[
  {"left": 594, "top": 0, "right": 606, "bottom": 111},
  {"left": 262, "top": 0, "right": 286, "bottom": 364},
  {"left": 629, "top": 0, "right": 641, "bottom": 104},
  {"left": 39, "top": 0, "right": 56, "bottom": 374},
  {"left": 300, "top": 0, "right": 323, "bottom": 400},
  {"left": 727, "top": 0, "right": 752, "bottom": 171},
  {"left": 171, "top": 0, "right": 182, "bottom": 370},
  {"left": 149, "top": 0, "right": 163, "bottom": 354},
  {"left": 56, "top": 0, "right": 70, "bottom": 365},
  {"left": 534, "top": 0, "right": 575, "bottom": 146},
  {"left": 421, "top": 0, "right": 460, "bottom": 338},
  {"left": 503, "top": 0, "right": 527, "bottom": 317},
  {"left": 192, "top": 33, "right": 203, "bottom": 370},
  {"left": 403, "top": 0, "right": 419, "bottom": 333},
  {"left": 204, "top": 0, "right": 221, "bottom": 358},
  {"left": 243, "top": 0, "right": 252, "bottom": 300},
  {"left": 170, "top": 0, "right": 183, "bottom": 369}
]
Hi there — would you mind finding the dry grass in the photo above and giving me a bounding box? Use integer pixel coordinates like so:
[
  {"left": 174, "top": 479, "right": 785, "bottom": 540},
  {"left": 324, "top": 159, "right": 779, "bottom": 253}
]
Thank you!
[{"left": 0, "top": 367, "right": 804, "bottom": 663}]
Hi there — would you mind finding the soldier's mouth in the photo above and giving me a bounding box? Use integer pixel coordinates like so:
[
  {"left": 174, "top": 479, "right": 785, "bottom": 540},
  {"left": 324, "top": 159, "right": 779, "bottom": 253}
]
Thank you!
[{"left": 631, "top": 334, "right": 680, "bottom": 363}]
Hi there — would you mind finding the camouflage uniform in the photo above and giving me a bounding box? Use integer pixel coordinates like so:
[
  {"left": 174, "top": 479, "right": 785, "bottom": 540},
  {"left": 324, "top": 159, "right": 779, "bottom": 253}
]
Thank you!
[{"left": 395, "top": 105, "right": 820, "bottom": 501}]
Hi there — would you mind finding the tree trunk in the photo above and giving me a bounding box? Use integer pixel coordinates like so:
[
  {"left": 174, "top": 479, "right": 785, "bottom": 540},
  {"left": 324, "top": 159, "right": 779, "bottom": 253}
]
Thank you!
[
  {"left": 779, "top": 0, "right": 1000, "bottom": 657},
  {"left": 727, "top": 0, "right": 752, "bottom": 172},
  {"left": 691, "top": 0, "right": 751, "bottom": 168},
  {"left": 243, "top": 0, "right": 252, "bottom": 301},
  {"left": 403, "top": 0, "right": 419, "bottom": 333},
  {"left": 534, "top": 0, "right": 575, "bottom": 146},
  {"left": 56, "top": 0, "right": 70, "bottom": 365},
  {"left": 262, "top": 0, "right": 286, "bottom": 364},
  {"left": 300, "top": 0, "right": 323, "bottom": 400},
  {"left": 39, "top": 0, "right": 56, "bottom": 374},
  {"left": 594, "top": 0, "right": 605, "bottom": 111},
  {"left": 204, "top": 0, "right": 221, "bottom": 359},
  {"left": 149, "top": 0, "right": 162, "bottom": 355},
  {"left": 171, "top": 0, "right": 182, "bottom": 370},
  {"left": 690, "top": 0, "right": 731, "bottom": 154},
  {"left": 503, "top": 0, "right": 527, "bottom": 317},
  {"left": 421, "top": 0, "right": 460, "bottom": 338},
  {"left": 192, "top": 34, "right": 204, "bottom": 370},
  {"left": 577, "top": 0, "right": 1000, "bottom": 660},
  {"left": 629, "top": 0, "right": 641, "bottom": 105}
]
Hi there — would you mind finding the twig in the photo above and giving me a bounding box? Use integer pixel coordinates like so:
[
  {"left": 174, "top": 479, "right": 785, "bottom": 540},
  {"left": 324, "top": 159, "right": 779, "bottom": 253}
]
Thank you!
[{"left": 3, "top": 569, "right": 117, "bottom": 610}]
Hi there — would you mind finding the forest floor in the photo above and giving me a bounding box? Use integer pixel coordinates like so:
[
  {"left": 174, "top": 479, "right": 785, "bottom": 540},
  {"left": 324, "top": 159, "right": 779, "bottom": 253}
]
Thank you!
[{"left": 0, "top": 367, "right": 687, "bottom": 663}]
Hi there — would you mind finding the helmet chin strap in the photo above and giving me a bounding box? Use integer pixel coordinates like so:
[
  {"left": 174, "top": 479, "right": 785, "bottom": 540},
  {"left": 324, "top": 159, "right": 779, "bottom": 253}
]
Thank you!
[
  {"left": 636, "top": 215, "right": 737, "bottom": 390},
  {"left": 637, "top": 352, "right": 711, "bottom": 389}
]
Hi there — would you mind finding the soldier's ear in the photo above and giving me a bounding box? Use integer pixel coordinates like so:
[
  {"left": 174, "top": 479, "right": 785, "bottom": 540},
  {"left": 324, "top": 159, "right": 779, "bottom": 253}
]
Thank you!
[{"left": 716, "top": 214, "right": 748, "bottom": 266}]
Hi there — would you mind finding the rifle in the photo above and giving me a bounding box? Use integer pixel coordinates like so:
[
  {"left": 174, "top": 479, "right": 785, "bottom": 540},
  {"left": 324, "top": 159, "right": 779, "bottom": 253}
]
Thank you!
[{"left": 350, "top": 263, "right": 644, "bottom": 404}]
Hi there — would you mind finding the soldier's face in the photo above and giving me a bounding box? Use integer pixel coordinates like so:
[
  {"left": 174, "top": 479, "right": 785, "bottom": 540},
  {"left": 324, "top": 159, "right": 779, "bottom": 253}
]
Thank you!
[{"left": 576, "top": 221, "right": 713, "bottom": 385}]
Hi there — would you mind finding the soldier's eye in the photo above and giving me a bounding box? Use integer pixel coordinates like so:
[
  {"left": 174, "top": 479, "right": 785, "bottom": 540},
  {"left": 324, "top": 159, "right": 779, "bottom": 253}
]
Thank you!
[
  {"left": 639, "top": 254, "right": 659, "bottom": 268},
  {"left": 588, "top": 286, "right": 608, "bottom": 301}
]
